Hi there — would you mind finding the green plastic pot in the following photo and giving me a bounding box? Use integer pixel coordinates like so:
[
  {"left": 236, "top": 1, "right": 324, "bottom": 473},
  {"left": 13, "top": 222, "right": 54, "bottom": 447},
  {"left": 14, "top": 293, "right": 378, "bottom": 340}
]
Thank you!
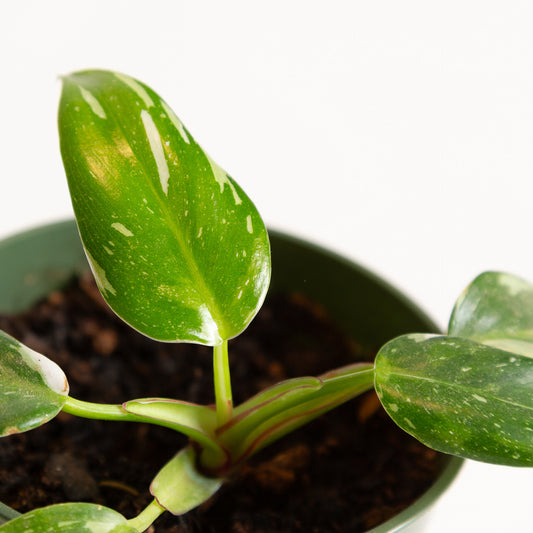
[{"left": 0, "top": 220, "right": 461, "bottom": 532}]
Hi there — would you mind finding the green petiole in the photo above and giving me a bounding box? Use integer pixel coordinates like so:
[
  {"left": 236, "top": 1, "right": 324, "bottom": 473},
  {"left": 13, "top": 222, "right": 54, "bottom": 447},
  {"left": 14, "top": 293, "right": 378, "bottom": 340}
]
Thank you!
[
  {"left": 62, "top": 397, "right": 141, "bottom": 422},
  {"left": 127, "top": 499, "right": 165, "bottom": 532},
  {"left": 213, "top": 340, "right": 233, "bottom": 427}
]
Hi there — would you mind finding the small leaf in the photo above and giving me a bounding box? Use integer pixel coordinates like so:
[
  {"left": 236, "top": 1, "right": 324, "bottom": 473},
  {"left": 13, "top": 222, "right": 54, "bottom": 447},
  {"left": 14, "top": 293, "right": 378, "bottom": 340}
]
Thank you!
[
  {"left": 0, "top": 503, "right": 137, "bottom": 532},
  {"left": 59, "top": 70, "right": 271, "bottom": 345},
  {"left": 150, "top": 446, "right": 223, "bottom": 515},
  {"left": 0, "top": 331, "right": 68, "bottom": 436},
  {"left": 224, "top": 363, "right": 374, "bottom": 463},
  {"left": 449, "top": 271, "right": 533, "bottom": 356},
  {"left": 375, "top": 334, "right": 533, "bottom": 466},
  {"left": 123, "top": 399, "right": 227, "bottom": 467}
]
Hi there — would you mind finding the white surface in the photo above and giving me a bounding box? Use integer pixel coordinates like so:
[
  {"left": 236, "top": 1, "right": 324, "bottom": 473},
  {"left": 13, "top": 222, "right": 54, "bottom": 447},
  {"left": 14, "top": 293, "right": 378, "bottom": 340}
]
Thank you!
[{"left": 1, "top": 2, "right": 532, "bottom": 531}]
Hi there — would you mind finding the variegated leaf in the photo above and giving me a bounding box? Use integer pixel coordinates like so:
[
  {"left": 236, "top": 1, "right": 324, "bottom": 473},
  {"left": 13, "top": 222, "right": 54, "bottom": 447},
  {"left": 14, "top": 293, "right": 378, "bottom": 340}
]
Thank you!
[
  {"left": 59, "top": 70, "right": 270, "bottom": 345},
  {"left": 0, "top": 503, "right": 136, "bottom": 532},
  {"left": 0, "top": 331, "right": 68, "bottom": 436},
  {"left": 375, "top": 334, "right": 533, "bottom": 466},
  {"left": 449, "top": 271, "right": 533, "bottom": 356}
]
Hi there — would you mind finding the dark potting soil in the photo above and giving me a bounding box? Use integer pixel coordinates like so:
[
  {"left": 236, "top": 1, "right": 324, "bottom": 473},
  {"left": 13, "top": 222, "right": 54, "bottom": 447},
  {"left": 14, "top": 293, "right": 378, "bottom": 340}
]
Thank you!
[{"left": 0, "top": 273, "right": 441, "bottom": 532}]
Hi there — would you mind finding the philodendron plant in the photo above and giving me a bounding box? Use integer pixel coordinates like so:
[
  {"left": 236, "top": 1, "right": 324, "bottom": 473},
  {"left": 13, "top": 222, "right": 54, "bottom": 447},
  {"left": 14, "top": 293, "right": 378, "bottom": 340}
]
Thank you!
[{"left": 1, "top": 70, "right": 533, "bottom": 532}]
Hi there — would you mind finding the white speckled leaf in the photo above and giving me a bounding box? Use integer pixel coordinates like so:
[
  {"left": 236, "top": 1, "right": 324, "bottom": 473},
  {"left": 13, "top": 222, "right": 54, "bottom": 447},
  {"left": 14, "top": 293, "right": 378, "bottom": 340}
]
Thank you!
[
  {"left": 0, "top": 503, "right": 136, "bottom": 532},
  {"left": 59, "top": 70, "right": 270, "bottom": 345},
  {"left": 0, "top": 330, "right": 68, "bottom": 437},
  {"left": 375, "top": 333, "right": 533, "bottom": 466},
  {"left": 449, "top": 271, "right": 533, "bottom": 356}
]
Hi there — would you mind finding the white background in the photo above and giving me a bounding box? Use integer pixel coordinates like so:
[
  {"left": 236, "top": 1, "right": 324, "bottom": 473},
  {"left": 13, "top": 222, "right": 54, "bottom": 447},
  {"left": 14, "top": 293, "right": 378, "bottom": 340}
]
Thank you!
[{"left": 1, "top": 1, "right": 532, "bottom": 531}]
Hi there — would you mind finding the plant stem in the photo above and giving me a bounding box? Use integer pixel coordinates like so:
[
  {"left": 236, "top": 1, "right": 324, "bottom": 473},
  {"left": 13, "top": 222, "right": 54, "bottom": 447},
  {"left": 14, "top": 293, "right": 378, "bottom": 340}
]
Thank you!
[
  {"left": 127, "top": 499, "right": 166, "bottom": 532},
  {"left": 62, "top": 396, "right": 141, "bottom": 422},
  {"left": 213, "top": 340, "right": 233, "bottom": 426}
]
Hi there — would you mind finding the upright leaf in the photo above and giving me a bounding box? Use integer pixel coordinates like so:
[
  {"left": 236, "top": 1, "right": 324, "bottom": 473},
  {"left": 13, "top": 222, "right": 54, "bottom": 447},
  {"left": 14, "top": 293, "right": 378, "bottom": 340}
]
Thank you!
[
  {"left": 449, "top": 271, "right": 533, "bottom": 356},
  {"left": 0, "top": 331, "right": 68, "bottom": 436},
  {"left": 59, "top": 70, "right": 270, "bottom": 345}
]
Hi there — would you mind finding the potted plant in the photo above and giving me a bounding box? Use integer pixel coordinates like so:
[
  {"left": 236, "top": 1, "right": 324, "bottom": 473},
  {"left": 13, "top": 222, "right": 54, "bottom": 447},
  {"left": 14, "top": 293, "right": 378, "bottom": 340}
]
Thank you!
[{"left": 0, "top": 70, "right": 531, "bottom": 532}]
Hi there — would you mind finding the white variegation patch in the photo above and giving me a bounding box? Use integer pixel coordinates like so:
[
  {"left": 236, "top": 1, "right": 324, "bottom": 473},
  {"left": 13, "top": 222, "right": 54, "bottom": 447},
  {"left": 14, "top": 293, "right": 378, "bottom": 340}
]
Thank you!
[
  {"left": 497, "top": 272, "right": 531, "bottom": 296},
  {"left": 79, "top": 87, "right": 106, "bottom": 119},
  {"left": 195, "top": 304, "right": 221, "bottom": 345},
  {"left": 141, "top": 110, "right": 170, "bottom": 195},
  {"left": 22, "top": 345, "right": 69, "bottom": 395},
  {"left": 115, "top": 72, "right": 155, "bottom": 108},
  {"left": 404, "top": 417, "right": 416, "bottom": 429},
  {"left": 111, "top": 222, "right": 134, "bottom": 237},
  {"left": 246, "top": 215, "right": 253, "bottom": 234},
  {"left": 206, "top": 153, "right": 242, "bottom": 205},
  {"left": 161, "top": 100, "right": 190, "bottom": 144},
  {"left": 86, "top": 251, "right": 117, "bottom": 297}
]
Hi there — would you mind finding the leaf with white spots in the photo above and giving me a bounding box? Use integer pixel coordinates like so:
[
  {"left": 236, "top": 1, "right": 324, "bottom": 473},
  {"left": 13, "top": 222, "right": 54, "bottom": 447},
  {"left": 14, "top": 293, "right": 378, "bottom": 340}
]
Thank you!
[
  {"left": 59, "top": 70, "right": 270, "bottom": 345},
  {"left": 0, "top": 503, "right": 137, "bottom": 532},
  {"left": 449, "top": 271, "right": 533, "bottom": 356},
  {"left": 375, "top": 333, "right": 533, "bottom": 466},
  {"left": 0, "top": 330, "right": 69, "bottom": 437}
]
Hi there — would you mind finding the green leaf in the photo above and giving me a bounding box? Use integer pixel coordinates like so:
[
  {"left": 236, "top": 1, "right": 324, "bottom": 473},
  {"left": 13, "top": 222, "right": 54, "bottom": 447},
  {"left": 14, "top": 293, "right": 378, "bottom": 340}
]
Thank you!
[
  {"left": 449, "top": 271, "right": 533, "bottom": 356},
  {"left": 123, "top": 399, "right": 227, "bottom": 468},
  {"left": 58, "top": 70, "right": 271, "bottom": 345},
  {"left": 0, "top": 503, "right": 137, "bottom": 532},
  {"left": 150, "top": 446, "right": 223, "bottom": 515},
  {"left": 0, "top": 331, "right": 68, "bottom": 436},
  {"left": 222, "top": 363, "right": 374, "bottom": 463},
  {"left": 375, "top": 333, "right": 533, "bottom": 466}
]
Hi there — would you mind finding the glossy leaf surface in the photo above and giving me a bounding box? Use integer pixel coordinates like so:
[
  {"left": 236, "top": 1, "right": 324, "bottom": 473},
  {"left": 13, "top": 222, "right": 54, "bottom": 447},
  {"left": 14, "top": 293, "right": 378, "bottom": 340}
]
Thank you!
[
  {"left": 375, "top": 334, "right": 533, "bottom": 466},
  {"left": 0, "top": 331, "right": 68, "bottom": 436},
  {"left": 59, "top": 70, "right": 271, "bottom": 345},
  {"left": 150, "top": 446, "right": 222, "bottom": 515},
  {"left": 449, "top": 271, "right": 533, "bottom": 356},
  {"left": 0, "top": 503, "right": 136, "bottom": 532}
]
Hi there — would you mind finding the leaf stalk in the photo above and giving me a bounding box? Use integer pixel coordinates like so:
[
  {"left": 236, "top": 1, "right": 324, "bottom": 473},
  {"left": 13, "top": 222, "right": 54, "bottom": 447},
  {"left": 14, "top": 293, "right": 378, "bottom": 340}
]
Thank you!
[
  {"left": 213, "top": 340, "right": 233, "bottom": 426},
  {"left": 127, "top": 499, "right": 165, "bottom": 532},
  {"left": 62, "top": 397, "right": 140, "bottom": 421}
]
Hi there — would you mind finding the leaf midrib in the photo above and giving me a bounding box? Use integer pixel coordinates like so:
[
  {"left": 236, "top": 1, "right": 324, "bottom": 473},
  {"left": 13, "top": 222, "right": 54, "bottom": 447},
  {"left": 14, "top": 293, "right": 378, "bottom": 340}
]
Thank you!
[
  {"left": 101, "top": 92, "right": 229, "bottom": 341},
  {"left": 377, "top": 369, "right": 533, "bottom": 413}
]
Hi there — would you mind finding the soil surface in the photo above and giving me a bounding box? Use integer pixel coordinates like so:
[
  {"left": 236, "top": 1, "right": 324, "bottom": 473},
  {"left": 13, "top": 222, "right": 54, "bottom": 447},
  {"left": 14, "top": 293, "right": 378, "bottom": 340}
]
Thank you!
[{"left": 0, "top": 274, "right": 441, "bottom": 532}]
